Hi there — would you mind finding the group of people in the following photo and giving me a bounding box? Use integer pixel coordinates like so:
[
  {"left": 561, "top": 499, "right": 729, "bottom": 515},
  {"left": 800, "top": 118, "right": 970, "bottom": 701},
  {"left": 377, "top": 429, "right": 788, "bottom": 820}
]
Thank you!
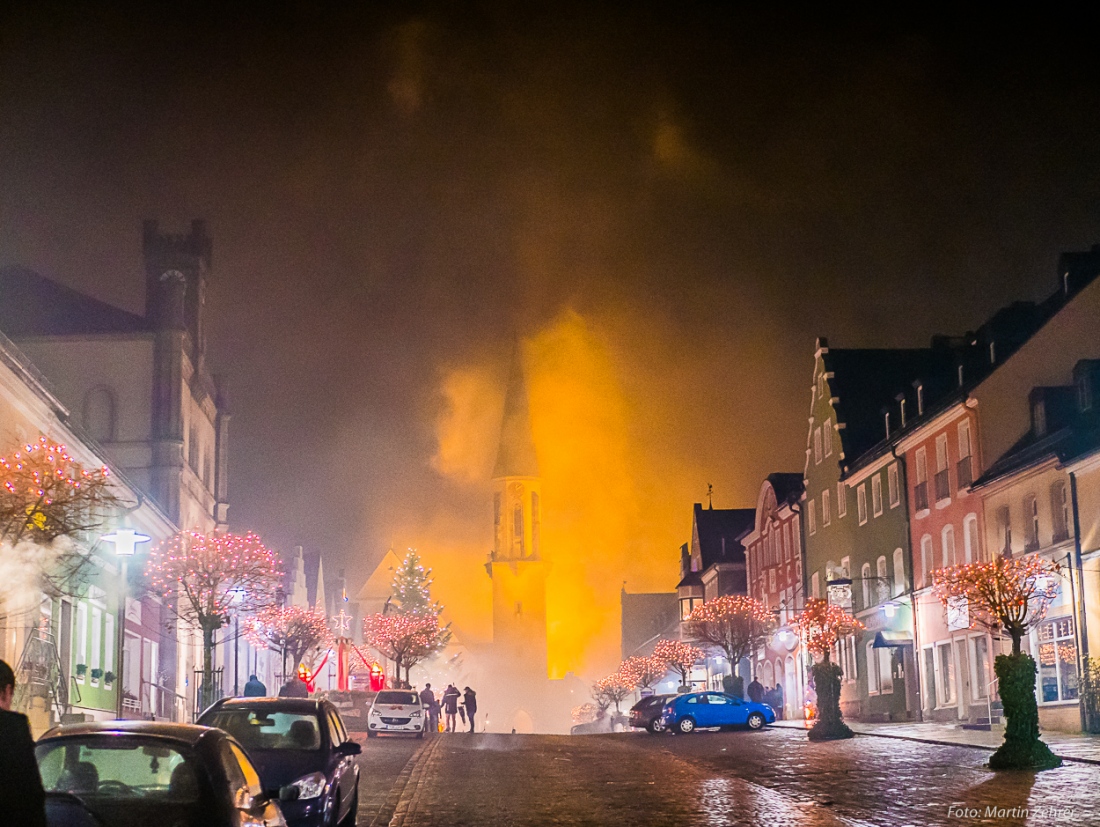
[
  {"left": 746, "top": 677, "right": 786, "bottom": 719},
  {"left": 419, "top": 683, "right": 477, "bottom": 733}
]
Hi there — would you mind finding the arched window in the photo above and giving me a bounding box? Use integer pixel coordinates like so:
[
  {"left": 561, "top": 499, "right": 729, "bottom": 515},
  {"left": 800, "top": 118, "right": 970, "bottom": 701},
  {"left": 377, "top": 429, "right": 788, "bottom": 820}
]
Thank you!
[
  {"left": 920, "top": 535, "right": 934, "bottom": 588},
  {"left": 875, "top": 556, "right": 888, "bottom": 604},
  {"left": 531, "top": 491, "right": 541, "bottom": 557},
  {"left": 513, "top": 504, "right": 525, "bottom": 557},
  {"left": 942, "top": 525, "right": 956, "bottom": 568},
  {"left": 963, "top": 514, "right": 979, "bottom": 563},
  {"left": 1051, "top": 482, "right": 1070, "bottom": 542},
  {"left": 1024, "top": 495, "right": 1040, "bottom": 550},
  {"left": 892, "top": 548, "right": 905, "bottom": 596},
  {"left": 861, "top": 563, "right": 872, "bottom": 608},
  {"left": 82, "top": 387, "right": 116, "bottom": 442}
]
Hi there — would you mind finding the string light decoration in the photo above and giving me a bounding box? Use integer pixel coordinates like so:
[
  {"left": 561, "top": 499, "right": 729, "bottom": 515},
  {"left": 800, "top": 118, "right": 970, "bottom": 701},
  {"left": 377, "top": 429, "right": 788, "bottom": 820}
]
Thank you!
[
  {"left": 363, "top": 611, "right": 448, "bottom": 686},
  {"left": 617, "top": 654, "right": 667, "bottom": 690},
  {"left": 932, "top": 556, "right": 1062, "bottom": 654},
  {"left": 146, "top": 530, "right": 284, "bottom": 701},
  {"left": 571, "top": 703, "right": 599, "bottom": 725},
  {"left": 652, "top": 639, "right": 705, "bottom": 687},
  {"left": 246, "top": 605, "right": 333, "bottom": 678},
  {"left": 0, "top": 437, "right": 123, "bottom": 595},
  {"left": 685, "top": 595, "right": 776, "bottom": 667},
  {"left": 592, "top": 673, "right": 634, "bottom": 712},
  {"left": 795, "top": 598, "right": 864, "bottom": 662}
]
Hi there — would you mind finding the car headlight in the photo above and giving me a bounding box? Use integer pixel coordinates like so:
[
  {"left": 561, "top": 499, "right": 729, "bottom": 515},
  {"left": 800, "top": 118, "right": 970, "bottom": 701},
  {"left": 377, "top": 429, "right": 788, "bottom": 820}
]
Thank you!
[
  {"left": 410, "top": 710, "right": 421, "bottom": 717},
  {"left": 287, "top": 771, "right": 327, "bottom": 801}
]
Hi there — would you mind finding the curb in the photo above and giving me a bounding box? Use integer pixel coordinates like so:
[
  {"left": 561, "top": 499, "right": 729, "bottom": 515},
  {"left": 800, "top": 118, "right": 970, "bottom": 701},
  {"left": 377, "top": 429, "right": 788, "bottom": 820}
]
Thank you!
[
  {"left": 770, "top": 720, "right": 1100, "bottom": 766},
  {"left": 385, "top": 735, "right": 443, "bottom": 827},
  {"left": 369, "top": 736, "right": 439, "bottom": 827}
]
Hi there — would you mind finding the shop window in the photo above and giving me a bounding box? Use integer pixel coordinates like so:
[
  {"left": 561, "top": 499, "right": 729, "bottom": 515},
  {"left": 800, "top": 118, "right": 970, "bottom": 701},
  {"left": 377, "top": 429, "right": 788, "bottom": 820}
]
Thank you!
[
  {"left": 937, "top": 642, "right": 956, "bottom": 705},
  {"left": 1036, "top": 618, "right": 1079, "bottom": 702}
]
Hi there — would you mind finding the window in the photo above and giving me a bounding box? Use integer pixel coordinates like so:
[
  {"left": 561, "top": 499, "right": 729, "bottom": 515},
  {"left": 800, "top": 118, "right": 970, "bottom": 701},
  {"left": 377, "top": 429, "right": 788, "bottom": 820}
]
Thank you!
[
  {"left": 923, "top": 647, "right": 937, "bottom": 710},
  {"left": 769, "top": 569, "right": 776, "bottom": 594},
  {"left": 942, "top": 525, "right": 956, "bottom": 568},
  {"left": 857, "top": 484, "right": 868, "bottom": 525},
  {"left": 784, "top": 522, "right": 792, "bottom": 561},
  {"left": 920, "top": 535, "right": 933, "bottom": 588},
  {"left": 822, "top": 489, "right": 831, "bottom": 526},
  {"left": 1036, "top": 618, "right": 1079, "bottom": 702},
  {"left": 839, "top": 556, "right": 850, "bottom": 579},
  {"left": 861, "top": 563, "right": 872, "bottom": 609},
  {"left": 90, "top": 607, "right": 102, "bottom": 673},
  {"left": 867, "top": 642, "right": 879, "bottom": 694},
  {"left": 493, "top": 493, "right": 501, "bottom": 527},
  {"left": 876, "top": 556, "right": 888, "bottom": 603},
  {"left": 104, "top": 614, "right": 114, "bottom": 674},
  {"left": 934, "top": 434, "right": 950, "bottom": 502},
  {"left": 998, "top": 506, "right": 1012, "bottom": 554},
  {"left": 532, "top": 491, "right": 541, "bottom": 557},
  {"left": 935, "top": 433, "right": 949, "bottom": 472},
  {"left": 892, "top": 548, "right": 905, "bottom": 595},
  {"left": 872, "top": 474, "right": 883, "bottom": 517},
  {"left": 867, "top": 644, "right": 893, "bottom": 695},
  {"left": 75, "top": 602, "right": 88, "bottom": 680},
  {"left": 1024, "top": 495, "right": 1040, "bottom": 550},
  {"left": 814, "top": 427, "right": 823, "bottom": 464},
  {"left": 963, "top": 514, "right": 979, "bottom": 564},
  {"left": 957, "top": 420, "right": 974, "bottom": 488},
  {"left": 937, "top": 642, "right": 956, "bottom": 705},
  {"left": 888, "top": 463, "right": 900, "bottom": 508},
  {"left": 808, "top": 500, "right": 817, "bottom": 535},
  {"left": 1051, "top": 482, "right": 1070, "bottom": 543},
  {"left": 792, "top": 518, "right": 801, "bottom": 557},
  {"left": 811, "top": 571, "right": 820, "bottom": 599},
  {"left": 824, "top": 426, "right": 833, "bottom": 457},
  {"left": 680, "top": 598, "right": 700, "bottom": 621},
  {"left": 915, "top": 447, "right": 929, "bottom": 511},
  {"left": 513, "top": 504, "right": 525, "bottom": 556},
  {"left": 837, "top": 482, "right": 847, "bottom": 517}
]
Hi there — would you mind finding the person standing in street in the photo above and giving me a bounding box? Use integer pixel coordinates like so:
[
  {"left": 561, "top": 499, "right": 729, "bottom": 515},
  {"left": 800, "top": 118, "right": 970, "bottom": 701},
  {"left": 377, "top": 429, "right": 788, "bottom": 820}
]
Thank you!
[
  {"left": 462, "top": 686, "right": 478, "bottom": 733},
  {"left": 772, "top": 681, "right": 785, "bottom": 719},
  {"left": 747, "top": 676, "right": 764, "bottom": 704},
  {"left": 420, "top": 683, "right": 439, "bottom": 733},
  {"left": 0, "top": 659, "right": 47, "bottom": 827},
  {"left": 243, "top": 674, "right": 267, "bottom": 697},
  {"left": 442, "top": 684, "right": 460, "bottom": 732}
]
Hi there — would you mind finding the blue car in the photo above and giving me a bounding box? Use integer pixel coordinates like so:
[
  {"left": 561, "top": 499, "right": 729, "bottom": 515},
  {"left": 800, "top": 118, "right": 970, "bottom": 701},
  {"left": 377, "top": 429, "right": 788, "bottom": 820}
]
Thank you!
[
  {"left": 660, "top": 691, "right": 775, "bottom": 734},
  {"left": 199, "top": 697, "right": 360, "bottom": 827}
]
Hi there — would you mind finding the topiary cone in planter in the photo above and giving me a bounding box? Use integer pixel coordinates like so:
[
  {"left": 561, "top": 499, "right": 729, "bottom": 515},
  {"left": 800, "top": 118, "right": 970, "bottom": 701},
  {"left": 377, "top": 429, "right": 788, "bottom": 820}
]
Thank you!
[
  {"left": 808, "top": 661, "right": 854, "bottom": 741},
  {"left": 988, "top": 653, "right": 1061, "bottom": 771}
]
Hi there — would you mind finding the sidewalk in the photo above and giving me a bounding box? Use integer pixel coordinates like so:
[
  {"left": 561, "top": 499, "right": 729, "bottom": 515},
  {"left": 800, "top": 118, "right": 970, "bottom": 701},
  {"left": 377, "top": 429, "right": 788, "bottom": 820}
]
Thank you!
[{"left": 772, "top": 718, "right": 1100, "bottom": 765}]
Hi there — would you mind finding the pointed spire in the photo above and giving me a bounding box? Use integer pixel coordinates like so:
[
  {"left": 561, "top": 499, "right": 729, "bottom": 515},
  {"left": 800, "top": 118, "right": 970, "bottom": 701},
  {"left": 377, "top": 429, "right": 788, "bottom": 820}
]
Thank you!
[{"left": 493, "top": 345, "right": 539, "bottom": 479}]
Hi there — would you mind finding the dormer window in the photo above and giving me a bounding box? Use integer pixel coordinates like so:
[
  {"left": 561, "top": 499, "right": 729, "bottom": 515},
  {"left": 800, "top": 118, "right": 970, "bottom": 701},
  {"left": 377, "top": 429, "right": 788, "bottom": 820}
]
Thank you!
[
  {"left": 1033, "top": 400, "right": 1047, "bottom": 437},
  {"left": 914, "top": 381, "right": 924, "bottom": 416}
]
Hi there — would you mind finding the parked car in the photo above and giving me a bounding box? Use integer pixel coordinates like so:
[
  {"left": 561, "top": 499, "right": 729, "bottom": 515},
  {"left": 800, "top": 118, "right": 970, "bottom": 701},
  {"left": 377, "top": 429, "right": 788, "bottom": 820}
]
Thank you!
[
  {"left": 317, "top": 690, "right": 376, "bottom": 733},
  {"left": 629, "top": 694, "right": 675, "bottom": 734},
  {"left": 366, "top": 689, "right": 425, "bottom": 738},
  {"left": 198, "top": 697, "right": 360, "bottom": 827},
  {"left": 35, "top": 720, "right": 287, "bottom": 827},
  {"left": 660, "top": 691, "right": 775, "bottom": 734}
]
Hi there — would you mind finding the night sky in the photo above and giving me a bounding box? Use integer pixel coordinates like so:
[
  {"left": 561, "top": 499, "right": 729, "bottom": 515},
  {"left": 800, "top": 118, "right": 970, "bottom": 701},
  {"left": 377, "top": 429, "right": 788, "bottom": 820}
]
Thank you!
[{"left": 3, "top": 5, "right": 1100, "bottom": 673}]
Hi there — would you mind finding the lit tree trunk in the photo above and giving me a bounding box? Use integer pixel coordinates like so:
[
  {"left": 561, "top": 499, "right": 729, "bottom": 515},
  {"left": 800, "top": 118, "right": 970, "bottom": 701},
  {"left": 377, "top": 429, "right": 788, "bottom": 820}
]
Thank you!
[{"left": 202, "top": 624, "right": 216, "bottom": 710}]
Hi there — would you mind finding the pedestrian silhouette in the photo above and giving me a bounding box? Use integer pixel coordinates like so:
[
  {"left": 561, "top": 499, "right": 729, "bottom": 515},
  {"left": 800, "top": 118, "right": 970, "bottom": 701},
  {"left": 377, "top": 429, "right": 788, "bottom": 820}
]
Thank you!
[
  {"left": 463, "top": 686, "right": 478, "bottom": 732},
  {"left": 243, "top": 674, "right": 267, "bottom": 697},
  {"left": 0, "top": 658, "right": 47, "bottom": 827},
  {"left": 442, "top": 684, "right": 460, "bottom": 732}
]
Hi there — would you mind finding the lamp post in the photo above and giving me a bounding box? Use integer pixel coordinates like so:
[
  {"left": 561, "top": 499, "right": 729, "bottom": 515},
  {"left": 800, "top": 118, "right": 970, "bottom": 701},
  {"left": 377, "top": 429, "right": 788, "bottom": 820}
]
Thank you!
[
  {"left": 103, "top": 528, "right": 151, "bottom": 719},
  {"left": 230, "top": 587, "right": 245, "bottom": 696}
]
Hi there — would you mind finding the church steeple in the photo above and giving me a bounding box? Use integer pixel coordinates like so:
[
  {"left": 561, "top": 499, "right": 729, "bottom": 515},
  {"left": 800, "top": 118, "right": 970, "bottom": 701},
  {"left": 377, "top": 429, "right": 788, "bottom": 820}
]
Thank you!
[{"left": 493, "top": 349, "right": 539, "bottom": 480}]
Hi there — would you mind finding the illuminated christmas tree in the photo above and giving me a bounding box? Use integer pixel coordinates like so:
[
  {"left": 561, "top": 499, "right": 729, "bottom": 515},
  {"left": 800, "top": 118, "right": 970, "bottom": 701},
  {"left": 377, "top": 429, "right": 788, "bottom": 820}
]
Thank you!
[
  {"left": 247, "top": 605, "right": 333, "bottom": 679},
  {"left": 389, "top": 548, "right": 441, "bottom": 615},
  {"left": 652, "top": 639, "right": 704, "bottom": 689},
  {"left": 363, "top": 611, "right": 449, "bottom": 686}
]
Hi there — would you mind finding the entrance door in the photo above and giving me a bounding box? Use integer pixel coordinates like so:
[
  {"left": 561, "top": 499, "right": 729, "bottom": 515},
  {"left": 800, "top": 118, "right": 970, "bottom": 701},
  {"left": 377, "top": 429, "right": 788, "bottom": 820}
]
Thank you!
[{"left": 955, "top": 639, "right": 969, "bottom": 719}]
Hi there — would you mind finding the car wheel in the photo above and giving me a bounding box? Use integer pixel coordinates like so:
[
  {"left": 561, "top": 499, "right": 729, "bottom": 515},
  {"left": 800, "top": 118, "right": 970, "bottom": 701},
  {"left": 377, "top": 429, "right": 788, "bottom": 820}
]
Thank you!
[
  {"left": 339, "top": 789, "right": 359, "bottom": 827},
  {"left": 747, "top": 712, "right": 766, "bottom": 730},
  {"left": 677, "top": 717, "right": 695, "bottom": 734},
  {"left": 416, "top": 729, "right": 424, "bottom": 739},
  {"left": 647, "top": 718, "right": 664, "bottom": 735}
]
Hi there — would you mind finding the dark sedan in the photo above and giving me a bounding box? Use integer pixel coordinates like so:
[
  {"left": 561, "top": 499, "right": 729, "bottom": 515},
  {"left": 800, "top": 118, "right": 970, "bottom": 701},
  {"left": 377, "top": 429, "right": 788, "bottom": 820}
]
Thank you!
[
  {"left": 199, "top": 697, "right": 360, "bottom": 827},
  {"left": 35, "top": 720, "right": 286, "bottom": 827},
  {"left": 628, "top": 694, "right": 675, "bottom": 734}
]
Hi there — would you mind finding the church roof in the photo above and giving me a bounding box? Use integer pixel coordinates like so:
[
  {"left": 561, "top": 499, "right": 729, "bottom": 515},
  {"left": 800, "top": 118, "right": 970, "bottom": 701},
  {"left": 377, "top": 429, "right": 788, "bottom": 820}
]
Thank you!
[
  {"left": 492, "top": 348, "right": 539, "bottom": 479},
  {"left": 0, "top": 266, "right": 148, "bottom": 336}
]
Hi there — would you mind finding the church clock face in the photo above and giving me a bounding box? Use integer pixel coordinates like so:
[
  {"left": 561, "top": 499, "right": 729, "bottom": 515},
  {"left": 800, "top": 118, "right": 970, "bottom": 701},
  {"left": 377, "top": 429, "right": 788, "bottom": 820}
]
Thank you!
[{"left": 509, "top": 481, "right": 524, "bottom": 498}]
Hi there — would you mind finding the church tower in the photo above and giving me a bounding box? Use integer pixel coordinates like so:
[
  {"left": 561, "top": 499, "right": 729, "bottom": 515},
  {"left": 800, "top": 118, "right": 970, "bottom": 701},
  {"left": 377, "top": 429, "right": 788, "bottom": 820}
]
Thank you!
[{"left": 486, "top": 351, "right": 549, "bottom": 680}]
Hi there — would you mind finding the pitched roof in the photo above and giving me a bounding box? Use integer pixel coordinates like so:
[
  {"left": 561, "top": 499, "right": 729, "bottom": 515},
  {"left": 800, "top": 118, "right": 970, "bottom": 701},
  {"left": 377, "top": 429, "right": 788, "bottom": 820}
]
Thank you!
[
  {"left": 0, "top": 266, "right": 148, "bottom": 336},
  {"left": 693, "top": 503, "right": 754, "bottom": 568},
  {"left": 492, "top": 348, "right": 538, "bottom": 479}
]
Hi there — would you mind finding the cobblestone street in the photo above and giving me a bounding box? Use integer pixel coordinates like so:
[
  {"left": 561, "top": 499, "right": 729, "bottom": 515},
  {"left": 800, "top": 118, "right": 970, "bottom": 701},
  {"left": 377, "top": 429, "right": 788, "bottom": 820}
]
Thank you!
[{"left": 364, "top": 729, "right": 1100, "bottom": 827}]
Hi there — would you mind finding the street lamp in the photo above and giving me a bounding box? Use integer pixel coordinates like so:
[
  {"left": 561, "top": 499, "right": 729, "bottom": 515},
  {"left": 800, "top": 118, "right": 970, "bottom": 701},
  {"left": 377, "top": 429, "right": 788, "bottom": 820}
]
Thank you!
[
  {"left": 229, "top": 587, "right": 245, "bottom": 696},
  {"left": 103, "top": 528, "right": 151, "bottom": 719}
]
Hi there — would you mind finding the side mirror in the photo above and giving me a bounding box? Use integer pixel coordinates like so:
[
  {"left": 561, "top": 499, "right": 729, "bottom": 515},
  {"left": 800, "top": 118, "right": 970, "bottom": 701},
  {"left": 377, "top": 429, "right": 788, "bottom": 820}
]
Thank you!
[
  {"left": 279, "top": 785, "right": 301, "bottom": 803},
  {"left": 338, "top": 741, "right": 362, "bottom": 756}
]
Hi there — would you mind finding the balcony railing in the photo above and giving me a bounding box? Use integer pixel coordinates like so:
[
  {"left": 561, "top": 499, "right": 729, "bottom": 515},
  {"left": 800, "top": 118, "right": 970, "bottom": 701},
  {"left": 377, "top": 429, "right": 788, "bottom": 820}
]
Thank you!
[
  {"left": 934, "top": 469, "right": 951, "bottom": 502},
  {"left": 957, "top": 456, "right": 973, "bottom": 488},
  {"left": 914, "top": 481, "right": 929, "bottom": 511}
]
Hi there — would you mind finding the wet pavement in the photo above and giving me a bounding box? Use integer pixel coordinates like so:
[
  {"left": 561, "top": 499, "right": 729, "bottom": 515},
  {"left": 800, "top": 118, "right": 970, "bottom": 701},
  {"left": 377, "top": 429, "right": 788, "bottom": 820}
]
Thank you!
[
  {"left": 362, "top": 727, "right": 1100, "bottom": 826},
  {"left": 350, "top": 730, "right": 423, "bottom": 825}
]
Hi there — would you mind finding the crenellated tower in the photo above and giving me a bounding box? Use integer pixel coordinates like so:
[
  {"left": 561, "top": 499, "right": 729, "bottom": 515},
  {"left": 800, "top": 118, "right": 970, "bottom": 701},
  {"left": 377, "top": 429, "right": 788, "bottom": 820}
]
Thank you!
[{"left": 486, "top": 351, "right": 549, "bottom": 680}]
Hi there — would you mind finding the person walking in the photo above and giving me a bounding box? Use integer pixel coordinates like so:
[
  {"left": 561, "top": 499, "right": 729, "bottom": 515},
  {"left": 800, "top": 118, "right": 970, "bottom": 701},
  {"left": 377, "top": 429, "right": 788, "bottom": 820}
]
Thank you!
[
  {"left": 243, "top": 674, "right": 267, "bottom": 697},
  {"left": 747, "top": 676, "right": 764, "bottom": 704},
  {"left": 0, "top": 659, "right": 47, "bottom": 827},
  {"left": 462, "top": 686, "right": 478, "bottom": 733},
  {"left": 420, "top": 683, "right": 439, "bottom": 733},
  {"left": 442, "top": 684, "right": 460, "bottom": 732},
  {"left": 772, "top": 681, "right": 785, "bottom": 720}
]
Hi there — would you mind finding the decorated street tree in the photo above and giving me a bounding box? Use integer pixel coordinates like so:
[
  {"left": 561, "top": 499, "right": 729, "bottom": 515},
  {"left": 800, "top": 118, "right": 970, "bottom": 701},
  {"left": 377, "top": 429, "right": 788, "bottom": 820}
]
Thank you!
[
  {"left": 147, "top": 531, "right": 284, "bottom": 708},
  {"left": 389, "top": 548, "right": 442, "bottom": 615},
  {"left": 571, "top": 703, "right": 599, "bottom": 725},
  {"left": 795, "top": 598, "right": 863, "bottom": 741},
  {"left": 247, "top": 605, "right": 333, "bottom": 679},
  {"left": 593, "top": 673, "right": 634, "bottom": 714},
  {"left": 363, "top": 611, "right": 449, "bottom": 685},
  {"left": 653, "top": 639, "right": 704, "bottom": 691},
  {"left": 0, "top": 438, "right": 124, "bottom": 609},
  {"left": 933, "top": 556, "right": 1063, "bottom": 770},
  {"left": 618, "top": 654, "right": 667, "bottom": 693},
  {"left": 685, "top": 595, "right": 775, "bottom": 695}
]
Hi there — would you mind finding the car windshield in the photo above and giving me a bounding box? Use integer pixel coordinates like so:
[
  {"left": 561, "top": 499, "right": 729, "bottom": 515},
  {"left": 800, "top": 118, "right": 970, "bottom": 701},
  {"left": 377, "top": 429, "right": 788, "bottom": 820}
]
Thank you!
[
  {"left": 375, "top": 691, "right": 419, "bottom": 705},
  {"left": 36, "top": 737, "right": 199, "bottom": 802},
  {"left": 204, "top": 709, "right": 322, "bottom": 751}
]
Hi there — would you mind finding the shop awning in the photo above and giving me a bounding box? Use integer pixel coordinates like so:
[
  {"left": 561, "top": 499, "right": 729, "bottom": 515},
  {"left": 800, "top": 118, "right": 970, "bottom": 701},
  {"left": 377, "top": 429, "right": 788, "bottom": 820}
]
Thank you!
[{"left": 873, "top": 631, "right": 913, "bottom": 648}]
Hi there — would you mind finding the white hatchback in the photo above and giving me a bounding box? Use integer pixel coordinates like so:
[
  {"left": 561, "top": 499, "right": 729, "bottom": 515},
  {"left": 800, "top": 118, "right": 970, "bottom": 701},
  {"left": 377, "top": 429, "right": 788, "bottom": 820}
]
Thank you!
[{"left": 367, "top": 690, "right": 426, "bottom": 738}]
